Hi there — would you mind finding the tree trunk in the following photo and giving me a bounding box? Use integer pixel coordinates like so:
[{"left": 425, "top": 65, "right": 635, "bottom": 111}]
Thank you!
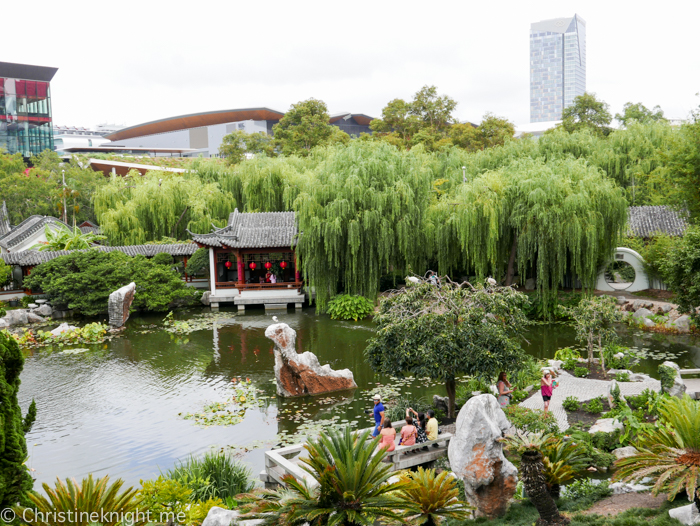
[
  {"left": 505, "top": 235, "right": 518, "bottom": 286},
  {"left": 549, "top": 483, "right": 561, "bottom": 500},
  {"left": 446, "top": 378, "right": 456, "bottom": 419},
  {"left": 694, "top": 489, "right": 700, "bottom": 511},
  {"left": 520, "top": 450, "right": 569, "bottom": 525}
]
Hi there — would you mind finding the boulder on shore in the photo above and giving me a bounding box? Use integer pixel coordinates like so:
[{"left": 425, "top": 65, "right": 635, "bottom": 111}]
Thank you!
[
  {"left": 265, "top": 323, "right": 357, "bottom": 397},
  {"left": 448, "top": 394, "right": 517, "bottom": 519},
  {"left": 3, "top": 309, "right": 28, "bottom": 326},
  {"left": 669, "top": 503, "right": 700, "bottom": 525}
]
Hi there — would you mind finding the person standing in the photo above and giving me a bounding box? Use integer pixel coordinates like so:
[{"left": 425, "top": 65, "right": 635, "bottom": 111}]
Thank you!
[
  {"left": 497, "top": 371, "right": 513, "bottom": 407},
  {"left": 371, "top": 394, "right": 385, "bottom": 437},
  {"left": 426, "top": 409, "right": 439, "bottom": 446},
  {"left": 541, "top": 371, "right": 557, "bottom": 414}
]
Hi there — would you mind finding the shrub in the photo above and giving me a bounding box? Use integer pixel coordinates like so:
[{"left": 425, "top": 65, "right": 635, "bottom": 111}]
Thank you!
[
  {"left": 20, "top": 295, "right": 33, "bottom": 308},
  {"left": 658, "top": 364, "right": 677, "bottom": 393},
  {"left": 0, "top": 301, "right": 5, "bottom": 318},
  {"left": 614, "top": 371, "right": 630, "bottom": 382},
  {"left": 554, "top": 347, "right": 580, "bottom": 363},
  {"left": 326, "top": 294, "right": 375, "bottom": 321},
  {"left": 503, "top": 405, "right": 559, "bottom": 434},
  {"left": 574, "top": 367, "right": 589, "bottom": 378},
  {"left": 563, "top": 358, "right": 578, "bottom": 370},
  {"left": 152, "top": 252, "right": 175, "bottom": 266},
  {"left": 562, "top": 396, "right": 580, "bottom": 412},
  {"left": 511, "top": 390, "right": 528, "bottom": 404},
  {"left": 583, "top": 397, "right": 604, "bottom": 414},
  {"left": 186, "top": 248, "right": 210, "bottom": 276},
  {"left": 591, "top": 430, "right": 622, "bottom": 452},
  {"left": 166, "top": 451, "right": 255, "bottom": 501},
  {"left": 560, "top": 479, "right": 612, "bottom": 510},
  {"left": 383, "top": 395, "right": 430, "bottom": 422}
]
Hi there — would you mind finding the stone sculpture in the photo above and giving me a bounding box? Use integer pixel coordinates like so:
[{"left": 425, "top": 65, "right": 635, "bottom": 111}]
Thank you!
[
  {"left": 448, "top": 394, "right": 518, "bottom": 519},
  {"left": 265, "top": 322, "right": 357, "bottom": 396},
  {"left": 108, "top": 282, "right": 136, "bottom": 328}
]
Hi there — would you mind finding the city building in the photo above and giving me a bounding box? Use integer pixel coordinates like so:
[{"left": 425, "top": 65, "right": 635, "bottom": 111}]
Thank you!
[
  {"left": 104, "top": 108, "right": 374, "bottom": 158},
  {"left": 53, "top": 125, "right": 110, "bottom": 152},
  {"left": 0, "top": 61, "right": 58, "bottom": 157},
  {"left": 530, "top": 15, "right": 586, "bottom": 123}
]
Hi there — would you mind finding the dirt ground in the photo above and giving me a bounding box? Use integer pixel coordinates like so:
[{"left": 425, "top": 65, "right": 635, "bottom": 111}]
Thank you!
[{"left": 580, "top": 492, "right": 669, "bottom": 516}]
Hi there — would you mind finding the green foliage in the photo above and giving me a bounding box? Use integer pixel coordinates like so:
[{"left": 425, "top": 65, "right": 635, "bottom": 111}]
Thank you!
[
  {"left": 23, "top": 400, "right": 37, "bottom": 434},
  {"left": 220, "top": 130, "right": 276, "bottom": 165},
  {"left": 24, "top": 250, "right": 200, "bottom": 316},
  {"left": 563, "top": 396, "right": 581, "bottom": 412},
  {"left": 0, "top": 302, "right": 5, "bottom": 319},
  {"left": 511, "top": 390, "right": 528, "bottom": 404},
  {"left": 503, "top": 405, "right": 559, "bottom": 434},
  {"left": 614, "top": 395, "right": 700, "bottom": 503},
  {"left": 658, "top": 364, "right": 677, "bottom": 393},
  {"left": 94, "top": 171, "right": 236, "bottom": 245},
  {"left": 165, "top": 451, "right": 255, "bottom": 502},
  {"left": 366, "top": 278, "right": 529, "bottom": 417},
  {"left": 20, "top": 295, "right": 33, "bottom": 308},
  {"left": 575, "top": 367, "right": 589, "bottom": 378},
  {"left": 17, "top": 475, "right": 144, "bottom": 526},
  {"left": 583, "top": 397, "right": 604, "bottom": 414},
  {"left": 563, "top": 295, "right": 622, "bottom": 368},
  {"left": 554, "top": 347, "right": 580, "bottom": 363},
  {"left": 186, "top": 247, "right": 210, "bottom": 276},
  {"left": 560, "top": 92, "right": 613, "bottom": 137},
  {"left": 383, "top": 395, "right": 430, "bottom": 423},
  {"left": 13, "top": 322, "right": 109, "bottom": 349},
  {"left": 616, "top": 102, "right": 666, "bottom": 127},
  {"left": 561, "top": 479, "right": 612, "bottom": 504},
  {"left": 0, "top": 259, "right": 11, "bottom": 287},
  {"left": 511, "top": 356, "right": 547, "bottom": 390},
  {"left": 0, "top": 331, "right": 34, "bottom": 507},
  {"left": 615, "top": 372, "right": 631, "bottom": 382},
  {"left": 138, "top": 475, "right": 224, "bottom": 525},
  {"left": 661, "top": 225, "right": 700, "bottom": 323},
  {"left": 32, "top": 224, "right": 106, "bottom": 251},
  {"left": 590, "top": 430, "right": 622, "bottom": 452},
  {"left": 239, "top": 428, "right": 407, "bottom": 526},
  {"left": 663, "top": 112, "right": 700, "bottom": 221},
  {"left": 326, "top": 294, "right": 375, "bottom": 321},
  {"left": 272, "top": 98, "right": 345, "bottom": 156},
  {"left": 398, "top": 467, "right": 473, "bottom": 525},
  {"left": 152, "top": 252, "right": 175, "bottom": 266}
]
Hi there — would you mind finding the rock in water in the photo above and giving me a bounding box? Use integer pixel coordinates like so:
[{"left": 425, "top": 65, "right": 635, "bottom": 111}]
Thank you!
[
  {"left": 108, "top": 282, "right": 136, "bottom": 328},
  {"left": 265, "top": 323, "right": 357, "bottom": 396},
  {"left": 50, "top": 323, "right": 78, "bottom": 336},
  {"left": 448, "top": 394, "right": 517, "bottom": 519}
]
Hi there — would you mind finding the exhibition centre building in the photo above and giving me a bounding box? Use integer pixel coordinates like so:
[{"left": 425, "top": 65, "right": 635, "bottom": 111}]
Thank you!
[{"left": 104, "top": 108, "right": 374, "bottom": 158}]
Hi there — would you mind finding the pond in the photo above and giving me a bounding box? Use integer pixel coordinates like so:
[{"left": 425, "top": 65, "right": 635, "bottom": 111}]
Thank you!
[{"left": 18, "top": 308, "right": 700, "bottom": 489}]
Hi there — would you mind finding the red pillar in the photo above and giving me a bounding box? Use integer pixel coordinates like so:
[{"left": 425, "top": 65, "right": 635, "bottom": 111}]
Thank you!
[{"left": 236, "top": 252, "right": 244, "bottom": 285}]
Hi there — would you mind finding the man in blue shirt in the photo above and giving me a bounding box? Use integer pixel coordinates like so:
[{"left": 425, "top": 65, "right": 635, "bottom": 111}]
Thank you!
[{"left": 372, "top": 394, "right": 385, "bottom": 437}]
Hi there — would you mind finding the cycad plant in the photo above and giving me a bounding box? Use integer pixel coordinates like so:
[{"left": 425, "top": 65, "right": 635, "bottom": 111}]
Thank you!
[
  {"left": 15, "top": 475, "right": 145, "bottom": 526},
  {"left": 398, "top": 467, "right": 472, "bottom": 526},
  {"left": 542, "top": 438, "right": 589, "bottom": 498},
  {"left": 614, "top": 395, "right": 700, "bottom": 507},
  {"left": 239, "top": 428, "right": 407, "bottom": 526}
]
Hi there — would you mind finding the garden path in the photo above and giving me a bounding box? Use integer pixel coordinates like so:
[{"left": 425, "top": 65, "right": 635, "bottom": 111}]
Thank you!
[{"left": 518, "top": 372, "right": 661, "bottom": 432}]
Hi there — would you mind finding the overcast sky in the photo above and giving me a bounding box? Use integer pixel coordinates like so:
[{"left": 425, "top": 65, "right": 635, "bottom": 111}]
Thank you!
[{"left": 6, "top": 0, "right": 700, "bottom": 129}]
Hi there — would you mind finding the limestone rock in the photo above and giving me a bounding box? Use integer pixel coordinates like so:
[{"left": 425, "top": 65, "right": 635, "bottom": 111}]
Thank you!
[
  {"left": 547, "top": 359, "right": 564, "bottom": 372},
  {"left": 588, "top": 418, "right": 623, "bottom": 434},
  {"left": 668, "top": 315, "right": 691, "bottom": 334},
  {"left": 3, "top": 309, "right": 28, "bottom": 326},
  {"left": 524, "top": 278, "right": 536, "bottom": 290},
  {"left": 0, "top": 318, "right": 8, "bottom": 329},
  {"left": 108, "top": 282, "right": 136, "bottom": 328},
  {"left": 613, "top": 446, "right": 639, "bottom": 460},
  {"left": 660, "top": 303, "right": 674, "bottom": 313},
  {"left": 642, "top": 317, "right": 655, "bottom": 328},
  {"left": 607, "top": 369, "right": 633, "bottom": 377},
  {"left": 201, "top": 507, "right": 262, "bottom": 526},
  {"left": 661, "top": 361, "right": 686, "bottom": 398},
  {"left": 628, "top": 373, "right": 652, "bottom": 382},
  {"left": 50, "top": 323, "right": 78, "bottom": 336},
  {"left": 34, "top": 304, "right": 53, "bottom": 317},
  {"left": 609, "top": 481, "right": 652, "bottom": 495},
  {"left": 433, "top": 395, "right": 449, "bottom": 413},
  {"left": 200, "top": 291, "right": 211, "bottom": 306},
  {"left": 616, "top": 296, "right": 627, "bottom": 305},
  {"left": 406, "top": 276, "right": 421, "bottom": 284},
  {"left": 26, "top": 312, "right": 45, "bottom": 323},
  {"left": 669, "top": 503, "right": 700, "bottom": 525},
  {"left": 633, "top": 308, "right": 653, "bottom": 319},
  {"left": 607, "top": 379, "right": 626, "bottom": 409},
  {"left": 632, "top": 300, "right": 653, "bottom": 311},
  {"left": 265, "top": 323, "right": 357, "bottom": 396},
  {"left": 448, "top": 394, "right": 517, "bottom": 519}
]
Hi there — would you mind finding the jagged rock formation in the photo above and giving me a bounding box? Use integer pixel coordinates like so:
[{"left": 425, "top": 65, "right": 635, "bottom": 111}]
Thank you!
[
  {"left": 108, "top": 282, "right": 136, "bottom": 328},
  {"left": 265, "top": 323, "right": 357, "bottom": 397}
]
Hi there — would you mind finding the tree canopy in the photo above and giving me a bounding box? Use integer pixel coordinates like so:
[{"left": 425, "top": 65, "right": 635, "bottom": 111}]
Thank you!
[
  {"left": 365, "top": 277, "right": 529, "bottom": 417},
  {"left": 560, "top": 92, "right": 613, "bottom": 137},
  {"left": 615, "top": 102, "right": 666, "bottom": 128},
  {"left": 272, "top": 98, "right": 349, "bottom": 156},
  {"left": 219, "top": 131, "right": 275, "bottom": 165}
]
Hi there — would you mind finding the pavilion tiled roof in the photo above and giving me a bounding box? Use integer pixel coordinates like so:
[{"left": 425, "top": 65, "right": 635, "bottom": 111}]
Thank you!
[
  {"left": 628, "top": 206, "right": 689, "bottom": 238},
  {"left": 0, "top": 201, "right": 10, "bottom": 237},
  {"left": 0, "top": 244, "right": 198, "bottom": 266},
  {"left": 0, "top": 215, "right": 71, "bottom": 250},
  {"left": 188, "top": 209, "right": 297, "bottom": 249}
]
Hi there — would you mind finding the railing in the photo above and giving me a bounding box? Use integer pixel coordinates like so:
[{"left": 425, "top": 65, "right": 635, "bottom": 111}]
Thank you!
[{"left": 215, "top": 281, "right": 304, "bottom": 291}]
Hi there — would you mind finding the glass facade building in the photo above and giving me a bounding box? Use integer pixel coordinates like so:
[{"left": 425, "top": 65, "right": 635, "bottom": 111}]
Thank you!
[
  {"left": 0, "top": 62, "right": 58, "bottom": 157},
  {"left": 530, "top": 15, "right": 586, "bottom": 123}
]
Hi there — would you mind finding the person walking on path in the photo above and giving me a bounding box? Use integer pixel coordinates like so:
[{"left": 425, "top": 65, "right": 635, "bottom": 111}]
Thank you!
[
  {"left": 497, "top": 371, "right": 513, "bottom": 407},
  {"left": 371, "top": 394, "right": 385, "bottom": 437},
  {"left": 541, "top": 371, "right": 557, "bottom": 414}
]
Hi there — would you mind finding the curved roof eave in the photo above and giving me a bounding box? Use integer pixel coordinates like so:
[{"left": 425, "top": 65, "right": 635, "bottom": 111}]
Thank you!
[{"left": 106, "top": 107, "right": 286, "bottom": 141}]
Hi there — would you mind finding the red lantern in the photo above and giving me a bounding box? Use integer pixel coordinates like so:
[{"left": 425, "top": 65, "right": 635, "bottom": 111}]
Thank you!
[
  {"left": 264, "top": 262, "right": 272, "bottom": 270},
  {"left": 249, "top": 262, "right": 257, "bottom": 270},
  {"left": 280, "top": 261, "right": 287, "bottom": 269},
  {"left": 224, "top": 261, "right": 232, "bottom": 269}
]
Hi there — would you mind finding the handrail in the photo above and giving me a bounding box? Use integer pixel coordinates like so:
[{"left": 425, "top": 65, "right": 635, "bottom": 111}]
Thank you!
[{"left": 680, "top": 368, "right": 700, "bottom": 375}]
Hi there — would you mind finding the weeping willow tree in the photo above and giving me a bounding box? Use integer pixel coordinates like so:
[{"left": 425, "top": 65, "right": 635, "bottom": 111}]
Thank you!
[
  {"left": 291, "top": 142, "right": 435, "bottom": 309},
  {"left": 430, "top": 157, "right": 628, "bottom": 310},
  {"left": 93, "top": 170, "right": 236, "bottom": 245}
]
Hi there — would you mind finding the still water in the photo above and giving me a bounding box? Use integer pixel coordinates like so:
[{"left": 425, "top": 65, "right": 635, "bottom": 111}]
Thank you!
[{"left": 18, "top": 308, "right": 700, "bottom": 488}]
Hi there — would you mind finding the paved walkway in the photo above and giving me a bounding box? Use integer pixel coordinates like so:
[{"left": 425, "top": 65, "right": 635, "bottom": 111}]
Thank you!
[{"left": 519, "top": 372, "right": 661, "bottom": 432}]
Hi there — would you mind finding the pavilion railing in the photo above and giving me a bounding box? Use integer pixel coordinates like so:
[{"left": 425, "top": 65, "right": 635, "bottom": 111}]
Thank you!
[{"left": 215, "top": 281, "right": 304, "bottom": 292}]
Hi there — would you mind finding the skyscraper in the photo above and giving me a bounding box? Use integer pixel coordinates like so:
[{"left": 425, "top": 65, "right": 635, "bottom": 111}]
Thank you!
[{"left": 530, "top": 15, "right": 586, "bottom": 123}]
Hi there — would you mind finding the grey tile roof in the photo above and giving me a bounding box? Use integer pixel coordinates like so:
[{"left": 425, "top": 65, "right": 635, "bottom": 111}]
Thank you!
[
  {"left": 0, "top": 244, "right": 198, "bottom": 267},
  {"left": 0, "top": 201, "right": 10, "bottom": 237},
  {"left": 189, "top": 208, "right": 297, "bottom": 249},
  {"left": 0, "top": 215, "right": 71, "bottom": 250},
  {"left": 79, "top": 226, "right": 101, "bottom": 235},
  {"left": 628, "top": 206, "right": 689, "bottom": 238}
]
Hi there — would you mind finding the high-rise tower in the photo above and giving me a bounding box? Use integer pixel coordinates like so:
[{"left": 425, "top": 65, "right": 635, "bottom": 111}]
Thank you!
[{"left": 530, "top": 15, "right": 586, "bottom": 123}]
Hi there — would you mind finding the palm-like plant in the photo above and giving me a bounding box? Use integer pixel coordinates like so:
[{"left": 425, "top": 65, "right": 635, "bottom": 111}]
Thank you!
[
  {"left": 614, "top": 395, "right": 700, "bottom": 507},
  {"left": 239, "top": 428, "right": 407, "bottom": 526},
  {"left": 15, "top": 475, "right": 145, "bottom": 526},
  {"left": 398, "top": 467, "right": 472, "bottom": 526},
  {"left": 32, "top": 224, "right": 106, "bottom": 251},
  {"left": 542, "top": 438, "right": 589, "bottom": 499}
]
